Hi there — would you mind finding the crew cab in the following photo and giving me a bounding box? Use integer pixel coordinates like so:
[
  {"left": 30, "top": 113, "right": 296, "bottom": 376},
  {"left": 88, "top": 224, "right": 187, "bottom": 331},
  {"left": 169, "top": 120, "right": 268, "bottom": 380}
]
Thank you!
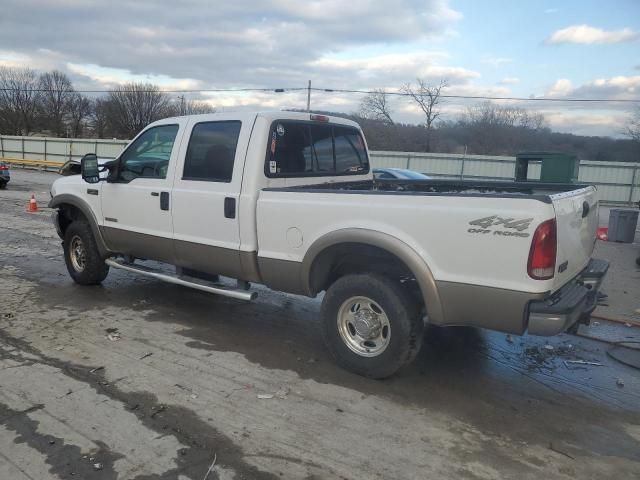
[{"left": 49, "top": 111, "right": 607, "bottom": 378}]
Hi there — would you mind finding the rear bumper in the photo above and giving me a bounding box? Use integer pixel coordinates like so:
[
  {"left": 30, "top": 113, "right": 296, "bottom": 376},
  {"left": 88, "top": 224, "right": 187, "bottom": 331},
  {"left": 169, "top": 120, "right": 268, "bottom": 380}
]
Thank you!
[{"left": 527, "top": 258, "right": 609, "bottom": 336}]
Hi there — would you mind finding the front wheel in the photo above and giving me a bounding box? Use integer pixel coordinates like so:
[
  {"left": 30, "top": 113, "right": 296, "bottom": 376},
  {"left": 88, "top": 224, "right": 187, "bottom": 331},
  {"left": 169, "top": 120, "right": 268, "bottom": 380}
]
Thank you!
[
  {"left": 321, "top": 274, "right": 424, "bottom": 379},
  {"left": 63, "top": 221, "right": 109, "bottom": 285}
]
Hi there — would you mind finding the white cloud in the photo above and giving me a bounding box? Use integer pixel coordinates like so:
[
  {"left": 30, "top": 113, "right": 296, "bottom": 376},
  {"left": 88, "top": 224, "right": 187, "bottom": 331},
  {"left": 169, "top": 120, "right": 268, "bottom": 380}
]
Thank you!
[
  {"left": 66, "top": 63, "right": 202, "bottom": 90},
  {"left": 0, "top": 49, "right": 67, "bottom": 71},
  {"left": 547, "top": 79, "right": 574, "bottom": 97},
  {"left": 543, "top": 110, "right": 627, "bottom": 137},
  {"left": 546, "top": 75, "right": 640, "bottom": 100},
  {"left": 544, "top": 8, "right": 558, "bottom": 14},
  {"left": 547, "top": 25, "right": 640, "bottom": 45},
  {"left": 584, "top": 75, "right": 640, "bottom": 93},
  {"left": 309, "top": 51, "right": 479, "bottom": 86},
  {"left": 0, "top": 50, "right": 30, "bottom": 68}
]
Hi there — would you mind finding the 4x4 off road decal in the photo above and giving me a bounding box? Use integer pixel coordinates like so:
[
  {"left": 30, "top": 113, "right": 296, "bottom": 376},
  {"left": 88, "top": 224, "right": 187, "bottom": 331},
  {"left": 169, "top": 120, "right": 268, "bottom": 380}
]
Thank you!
[{"left": 468, "top": 215, "right": 533, "bottom": 238}]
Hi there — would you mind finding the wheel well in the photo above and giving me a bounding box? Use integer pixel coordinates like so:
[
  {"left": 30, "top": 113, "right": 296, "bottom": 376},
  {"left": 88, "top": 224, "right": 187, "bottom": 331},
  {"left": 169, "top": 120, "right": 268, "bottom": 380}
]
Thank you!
[
  {"left": 57, "top": 204, "right": 88, "bottom": 236},
  {"left": 309, "top": 243, "right": 420, "bottom": 299}
]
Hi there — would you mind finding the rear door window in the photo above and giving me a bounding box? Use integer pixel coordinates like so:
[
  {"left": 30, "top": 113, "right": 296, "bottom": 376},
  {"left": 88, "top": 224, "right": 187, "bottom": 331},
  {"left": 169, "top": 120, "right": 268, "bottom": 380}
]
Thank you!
[
  {"left": 183, "top": 121, "right": 241, "bottom": 182},
  {"left": 266, "top": 121, "right": 369, "bottom": 177}
]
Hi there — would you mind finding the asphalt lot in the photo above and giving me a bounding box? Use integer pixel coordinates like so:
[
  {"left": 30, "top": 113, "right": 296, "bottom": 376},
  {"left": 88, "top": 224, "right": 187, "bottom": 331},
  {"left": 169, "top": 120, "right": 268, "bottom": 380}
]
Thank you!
[{"left": 1, "top": 169, "right": 639, "bottom": 479}]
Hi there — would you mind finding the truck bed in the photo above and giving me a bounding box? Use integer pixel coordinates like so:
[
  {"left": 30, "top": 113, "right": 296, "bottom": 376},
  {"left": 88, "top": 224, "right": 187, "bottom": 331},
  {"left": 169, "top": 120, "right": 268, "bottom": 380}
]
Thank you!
[{"left": 264, "top": 179, "right": 591, "bottom": 203}]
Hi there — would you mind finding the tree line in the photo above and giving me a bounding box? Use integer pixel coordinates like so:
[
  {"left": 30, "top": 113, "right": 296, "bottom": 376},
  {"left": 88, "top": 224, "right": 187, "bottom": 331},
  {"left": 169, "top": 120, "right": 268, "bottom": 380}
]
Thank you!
[
  {"left": 0, "top": 66, "right": 215, "bottom": 139},
  {"left": 355, "top": 80, "right": 639, "bottom": 162},
  {"left": 1, "top": 67, "right": 638, "bottom": 161}
]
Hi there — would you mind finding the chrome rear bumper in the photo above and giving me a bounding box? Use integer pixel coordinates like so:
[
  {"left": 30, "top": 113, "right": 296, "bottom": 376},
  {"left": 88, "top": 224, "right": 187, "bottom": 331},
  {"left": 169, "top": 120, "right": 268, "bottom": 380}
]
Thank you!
[{"left": 527, "top": 258, "right": 609, "bottom": 336}]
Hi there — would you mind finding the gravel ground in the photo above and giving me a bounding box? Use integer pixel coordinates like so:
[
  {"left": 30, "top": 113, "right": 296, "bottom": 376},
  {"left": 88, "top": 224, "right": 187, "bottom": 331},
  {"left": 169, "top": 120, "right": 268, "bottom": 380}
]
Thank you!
[{"left": 0, "top": 169, "right": 639, "bottom": 479}]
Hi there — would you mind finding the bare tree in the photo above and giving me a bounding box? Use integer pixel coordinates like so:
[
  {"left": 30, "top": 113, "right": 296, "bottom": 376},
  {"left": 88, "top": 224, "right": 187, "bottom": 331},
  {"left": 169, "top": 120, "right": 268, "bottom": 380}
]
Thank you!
[
  {"left": 104, "top": 82, "right": 172, "bottom": 138},
  {"left": 402, "top": 79, "right": 448, "bottom": 152},
  {"left": 184, "top": 99, "right": 216, "bottom": 115},
  {"left": 0, "top": 66, "right": 41, "bottom": 135},
  {"left": 38, "top": 70, "right": 74, "bottom": 136},
  {"left": 171, "top": 96, "right": 216, "bottom": 116},
  {"left": 460, "top": 101, "right": 546, "bottom": 154},
  {"left": 91, "top": 98, "right": 110, "bottom": 138},
  {"left": 464, "top": 101, "right": 546, "bottom": 130},
  {"left": 67, "top": 93, "right": 92, "bottom": 137},
  {"left": 624, "top": 107, "right": 640, "bottom": 142},
  {"left": 359, "top": 89, "right": 394, "bottom": 125}
]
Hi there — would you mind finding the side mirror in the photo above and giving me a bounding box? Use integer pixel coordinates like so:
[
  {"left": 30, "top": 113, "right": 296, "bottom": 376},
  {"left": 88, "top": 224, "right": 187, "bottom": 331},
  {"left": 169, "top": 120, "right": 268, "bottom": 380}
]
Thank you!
[{"left": 81, "top": 154, "right": 100, "bottom": 184}]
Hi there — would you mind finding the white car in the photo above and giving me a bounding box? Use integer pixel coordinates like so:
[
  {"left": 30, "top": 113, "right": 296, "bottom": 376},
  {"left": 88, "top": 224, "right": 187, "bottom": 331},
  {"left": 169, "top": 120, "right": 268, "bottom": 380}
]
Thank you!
[{"left": 50, "top": 111, "right": 607, "bottom": 378}]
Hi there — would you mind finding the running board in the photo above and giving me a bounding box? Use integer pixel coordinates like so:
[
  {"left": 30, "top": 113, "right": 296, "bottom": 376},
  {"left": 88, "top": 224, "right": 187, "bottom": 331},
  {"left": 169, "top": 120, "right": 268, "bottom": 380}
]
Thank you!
[{"left": 105, "top": 258, "right": 257, "bottom": 301}]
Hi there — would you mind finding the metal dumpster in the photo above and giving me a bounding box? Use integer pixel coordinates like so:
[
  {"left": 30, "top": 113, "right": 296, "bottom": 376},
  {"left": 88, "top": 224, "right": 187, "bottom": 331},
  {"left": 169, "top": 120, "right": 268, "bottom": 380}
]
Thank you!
[{"left": 515, "top": 152, "right": 579, "bottom": 183}]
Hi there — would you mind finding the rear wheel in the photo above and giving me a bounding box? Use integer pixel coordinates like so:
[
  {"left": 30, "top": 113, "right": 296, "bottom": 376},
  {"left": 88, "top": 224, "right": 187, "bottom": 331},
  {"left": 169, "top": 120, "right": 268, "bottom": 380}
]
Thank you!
[
  {"left": 63, "top": 221, "right": 109, "bottom": 285},
  {"left": 321, "top": 273, "right": 424, "bottom": 379}
]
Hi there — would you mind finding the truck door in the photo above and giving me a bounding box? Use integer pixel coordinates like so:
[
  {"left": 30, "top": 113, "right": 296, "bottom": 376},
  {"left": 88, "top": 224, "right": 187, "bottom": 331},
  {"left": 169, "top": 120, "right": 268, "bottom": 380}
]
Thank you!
[
  {"left": 171, "top": 116, "right": 251, "bottom": 278},
  {"left": 100, "top": 121, "right": 187, "bottom": 263}
]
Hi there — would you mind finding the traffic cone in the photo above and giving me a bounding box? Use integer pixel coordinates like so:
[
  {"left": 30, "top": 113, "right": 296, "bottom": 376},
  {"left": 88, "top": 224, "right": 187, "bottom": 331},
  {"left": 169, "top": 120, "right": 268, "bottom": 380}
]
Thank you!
[{"left": 27, "top": 194, "right": 38, "bottom": 213}]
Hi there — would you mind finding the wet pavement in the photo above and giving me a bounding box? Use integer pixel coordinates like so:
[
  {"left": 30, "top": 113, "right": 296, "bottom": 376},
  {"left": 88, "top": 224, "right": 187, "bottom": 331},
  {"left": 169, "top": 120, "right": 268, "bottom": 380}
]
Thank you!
[{"left": 0, "top": 169, "right": 639, "bottom": 479}]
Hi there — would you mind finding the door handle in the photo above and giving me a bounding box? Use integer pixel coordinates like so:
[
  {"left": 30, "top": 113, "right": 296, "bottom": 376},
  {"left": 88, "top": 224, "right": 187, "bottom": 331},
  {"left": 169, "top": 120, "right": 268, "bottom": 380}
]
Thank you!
[
  {"left": 160, "top": 192, "right": 170, "bottom": 211},
  {"left": 151, "top": 192, "right": 159, "bottom": 197},
  {"left": 224, "top": 197, "right": 236, "bottom": 219}
]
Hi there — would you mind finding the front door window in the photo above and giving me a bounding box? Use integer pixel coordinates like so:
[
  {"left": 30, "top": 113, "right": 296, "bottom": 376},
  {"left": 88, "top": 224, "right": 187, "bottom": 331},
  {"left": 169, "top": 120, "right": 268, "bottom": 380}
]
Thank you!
[{"left": 118, "top": 124, "right": 179, "bottom": 182}]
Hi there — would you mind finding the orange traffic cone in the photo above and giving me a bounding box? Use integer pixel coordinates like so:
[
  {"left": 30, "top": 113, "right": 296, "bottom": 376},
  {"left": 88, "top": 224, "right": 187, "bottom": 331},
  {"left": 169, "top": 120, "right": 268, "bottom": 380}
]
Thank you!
[{"left": 27, "top": 194, "right": 38, "bottom": 213}]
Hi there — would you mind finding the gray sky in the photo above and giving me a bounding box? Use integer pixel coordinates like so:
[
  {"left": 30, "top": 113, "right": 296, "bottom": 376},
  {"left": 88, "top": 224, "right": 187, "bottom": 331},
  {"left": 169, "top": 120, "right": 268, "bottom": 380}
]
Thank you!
[{"left": 1, "top": 0, "right": 639, "bottom": 137}]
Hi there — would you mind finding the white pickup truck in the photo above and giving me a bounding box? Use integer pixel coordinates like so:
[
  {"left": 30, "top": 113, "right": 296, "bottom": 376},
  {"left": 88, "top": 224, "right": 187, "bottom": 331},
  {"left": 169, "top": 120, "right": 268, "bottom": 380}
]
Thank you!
[{"left": 50, "top": 111, "right": 608, "bottom": 378}]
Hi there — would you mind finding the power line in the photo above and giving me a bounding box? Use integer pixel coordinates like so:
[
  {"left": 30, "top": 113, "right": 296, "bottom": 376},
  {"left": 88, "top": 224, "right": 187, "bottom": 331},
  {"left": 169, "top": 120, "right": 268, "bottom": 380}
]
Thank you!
[
  {"left": 0, "top": 87, "right": 306, "bottom": 94},
  {"left": 311, "top": 88, "right": 640, "bottom": 103},
  {"left": 0, "top": 85, "right": 639, "bottom": 103}
]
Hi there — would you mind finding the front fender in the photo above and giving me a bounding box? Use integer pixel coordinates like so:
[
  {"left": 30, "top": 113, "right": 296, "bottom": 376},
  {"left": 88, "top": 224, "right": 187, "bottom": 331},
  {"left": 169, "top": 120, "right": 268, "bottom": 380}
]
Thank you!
[{"left": 49, "top": 194, "right": 110, "bottom": 258}]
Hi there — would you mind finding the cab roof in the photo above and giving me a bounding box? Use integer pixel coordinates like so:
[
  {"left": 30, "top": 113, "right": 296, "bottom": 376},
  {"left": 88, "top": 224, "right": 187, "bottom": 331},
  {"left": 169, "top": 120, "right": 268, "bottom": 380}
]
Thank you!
[{"left": 157, "top": 110, "right": 361, "bottom": 129}]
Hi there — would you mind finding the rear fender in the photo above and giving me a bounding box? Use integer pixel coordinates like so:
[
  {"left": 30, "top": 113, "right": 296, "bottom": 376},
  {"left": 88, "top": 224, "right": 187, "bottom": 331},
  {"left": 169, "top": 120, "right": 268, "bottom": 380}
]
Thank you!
[{"left": 301, "top": 228, "right": 444, "bottom": 324}]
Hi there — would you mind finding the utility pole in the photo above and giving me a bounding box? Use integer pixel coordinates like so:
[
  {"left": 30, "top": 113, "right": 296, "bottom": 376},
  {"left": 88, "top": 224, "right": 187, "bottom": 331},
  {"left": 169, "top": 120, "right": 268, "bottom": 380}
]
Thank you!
[
  {"left": 306, "top": 80, "right": 311, "bottom": 112},
  {"left": 178, "top": 94, "right": 185, "bottom": 116}
]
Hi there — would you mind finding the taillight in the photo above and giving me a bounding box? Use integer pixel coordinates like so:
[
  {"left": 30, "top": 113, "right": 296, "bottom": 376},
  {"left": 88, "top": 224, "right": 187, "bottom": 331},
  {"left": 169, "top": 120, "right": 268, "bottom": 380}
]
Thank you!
[
  {"left": 0, "top": 165, "right": 8, "bottom": 170},
  {"left": 528, "top": 218, "right": 557, "bottom": 280}
]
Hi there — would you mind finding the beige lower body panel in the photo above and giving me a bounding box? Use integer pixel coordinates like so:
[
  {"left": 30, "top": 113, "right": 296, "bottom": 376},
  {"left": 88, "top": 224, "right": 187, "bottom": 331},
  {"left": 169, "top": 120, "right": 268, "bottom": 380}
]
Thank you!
[
  {"left": 174, "top": 239, "right": 244, "bottom": 279},
  {"left": 257, "top": 257, "right": 308, "bottom": 296},
  {"left": 102, "top": 228, "right": 255, "bottom": 281},
  {"left": 102, "top": 227, "right": 176, "bottom": 265},
  {"left": 435, "top": 281, "right": 546, "bottom": 334}
]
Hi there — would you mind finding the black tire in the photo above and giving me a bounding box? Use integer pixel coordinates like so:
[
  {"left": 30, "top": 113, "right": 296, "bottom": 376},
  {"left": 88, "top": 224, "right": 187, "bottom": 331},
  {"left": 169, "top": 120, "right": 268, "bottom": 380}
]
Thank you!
[
  {"left": 321, "top": 273, "right": 424, "bottom": 379},
  {"left": 0, "top": 181, "right": 6, "bottom": 190},
  {"left": 63, "top": 221, "right": 109, "bottom": 285}
]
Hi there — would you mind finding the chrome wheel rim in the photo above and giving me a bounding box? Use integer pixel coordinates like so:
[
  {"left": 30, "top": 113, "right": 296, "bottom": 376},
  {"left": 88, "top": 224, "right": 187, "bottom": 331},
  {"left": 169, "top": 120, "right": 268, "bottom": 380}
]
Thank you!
[
  {"left": 69, "top": 235, "right": 86, "bottom": 272},
  {"left": 337, "top": 296, "right": 391, "bottom": 357}
]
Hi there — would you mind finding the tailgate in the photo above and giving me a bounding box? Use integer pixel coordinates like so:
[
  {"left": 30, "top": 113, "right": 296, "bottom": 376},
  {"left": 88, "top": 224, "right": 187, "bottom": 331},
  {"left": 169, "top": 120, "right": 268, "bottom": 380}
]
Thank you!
[{"left": 551, "top": 186, "right": 598, "bottom": 291}]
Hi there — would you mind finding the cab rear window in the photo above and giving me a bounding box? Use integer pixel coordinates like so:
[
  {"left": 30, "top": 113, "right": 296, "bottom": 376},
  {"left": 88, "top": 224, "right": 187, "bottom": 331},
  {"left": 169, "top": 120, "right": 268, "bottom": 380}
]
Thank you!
[{"left": 265, "top": 121, "right": 369, "bottom": 177}]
